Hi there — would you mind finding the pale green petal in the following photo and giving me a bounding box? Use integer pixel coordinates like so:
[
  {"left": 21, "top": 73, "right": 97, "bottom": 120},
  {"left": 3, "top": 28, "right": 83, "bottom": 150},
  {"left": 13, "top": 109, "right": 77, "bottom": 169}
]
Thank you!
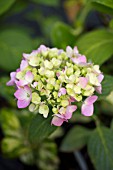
[
  {"left": 39, "top": 104, "right": 49, "bottom": 118},
  {"left": 32, "top": 92, "right": 41, "bottom": 104}
]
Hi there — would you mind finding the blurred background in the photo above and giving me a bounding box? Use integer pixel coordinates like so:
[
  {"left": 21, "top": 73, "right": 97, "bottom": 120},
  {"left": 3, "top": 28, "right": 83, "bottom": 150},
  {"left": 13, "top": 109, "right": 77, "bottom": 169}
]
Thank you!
[{"left": 0, "top": 0, "right": 113, "bottom": 170}]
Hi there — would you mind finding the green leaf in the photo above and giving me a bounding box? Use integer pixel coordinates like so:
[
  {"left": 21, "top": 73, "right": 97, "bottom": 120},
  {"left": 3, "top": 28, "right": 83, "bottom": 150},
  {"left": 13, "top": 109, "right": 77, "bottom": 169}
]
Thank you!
[
  {"left": 0, "top": 0, "right": 16, "bottom": 15},
  {"left": 0, "top": 77, "right": 15, "bottom": 106},
  {"left": 0, "top": 29, "right": 33, "bottom": 71},
  {"left": 110, "top": 119, "right": 113, "bottom": 130},
  {"left": 109, "top": 19, "right": 113, "bottom": 29},
  {"left": 0, "top": 109, "right": 20, "bottom": 135},
  {"left": 71, "top": 112, "right": 92, "bottom": 123},
  {"left": 60, "top": 126, "right": 91, "bottom": 152},
  {"left": 91, "top": 0, "right": 113, "bottom": 14},
  {"left": 76, "top": 29, "right": 113, "bottom": 65},
  {"left": 51, "top": 22, "right": 76, "bottom": 49},
  {"left": 29, "top": 114, "right": 57, "bottom": 143},
  {"left": 99, "top": 75, "right": 113, "bottom": 99},
  {"left": 88, "top": 126, "right": 113, "bottom": 170},
  {"left": 2, "top": 137, "right": 30, "bottom": 158},
  {"left": 106, "top": 90, "right": 113, "bottom": 105},
  {"left": 31, "top": 0, "right": 59, "bottom": 6}
]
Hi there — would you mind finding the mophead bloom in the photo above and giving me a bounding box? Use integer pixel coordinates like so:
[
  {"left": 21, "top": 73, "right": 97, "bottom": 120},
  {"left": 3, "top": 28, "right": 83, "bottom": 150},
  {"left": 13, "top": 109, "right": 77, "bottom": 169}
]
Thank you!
[{"left": 7, "top": 45, "right": 104, "bottom": 126}]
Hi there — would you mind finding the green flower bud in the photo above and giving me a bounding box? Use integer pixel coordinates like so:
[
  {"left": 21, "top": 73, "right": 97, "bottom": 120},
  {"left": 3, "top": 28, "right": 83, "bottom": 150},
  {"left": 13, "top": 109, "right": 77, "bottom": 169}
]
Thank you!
[
  {"left": 67, "top": 88, "right": 74, "bottom": 96},
  {"left": 66, "top": 84, "right": 74, "bottom": 89},
  {"left": 24, "top": 66, "right": 32, "bottom": 72},
  {"left": 49, "top": 99, "right": 55, "bottom": 105},
  {"left": 83, "top": 86, "right": 94, "bottom": 96},
  {"left": 45, "top": 70, "right": 55, "bottom": 78},
  {"left": 32, "top": 92, "right": 41, "bottom": 104},
  {"left": 73, "top": 85, "right": 81, "bottom": 94},
  {"left": 32, "top": 68, "right": 37, "bottom": 74},
  {"left": 52, "top": 107, "right": 58, "bottom": 114},
  {"left": 74, "top": 70, "right": 80, "bottom": 77},
  {"left": 42, "top": 51, "right": 48, "bottom": 57},
  {"left": 36, "top": 81, "right": 43, "bottom": 91},
  {"left": 47, "top": 78, "right": 56, "bottom": 85},
  {"left": 81, "top": 68, "right": 87, "bottom": 75},
  {"left": 34, "top": 74, "right": 41, "bottom": 81},
  {"left": 58, "top": 75, "right": 65, "bottom": 82},
  {"left": 39, "top": 104, "right": 49, "bottom": 118},
  {"left": 56, "top": 79, "right": 61, "bottom": 85},
  {"left": 68, "top": 75, "right": 76, "bottom": 83},
  {"left": 44, "top": 60, "right": 53, "bottom": 69},
  {"left": 73, "top": 65, "right": 79, "bottom": 70},
  {"left": 46, "top": 84, "right": 53, "bottom": 90},
  {"left": 53, "top": 91, "right": 58, "bottom": 99},
  {"left": 57, "top": 54, "right": 63, "bottom": 60},
  {"left": 51, "top": 58, "right": 62, "bottom": 67},
  {"left": 74, "top": 94, "right": 82, "bottom": 102},
  {"left": 49, "top": 49, "right": 58, "bottom": 58},
  {"left": 59, "top": 52, "right": 67, "bottom": 60},
  {"left": 38, "top": 67, "right": 45, "bottom": 76},
  {"left": 55, "top": 84, "right": 60, "bottom": 90},
  {"left": 66, "top": 62, "right": 73, "bottom": 67},
  {"left": 57, "top": 98, "right": 61, "bottom": 102},
  {"left": 61, "top": 99, "right": 69, "bottom": 107},
  {"left": 66, "top": 67, "right": 73, "bottom": 76}
]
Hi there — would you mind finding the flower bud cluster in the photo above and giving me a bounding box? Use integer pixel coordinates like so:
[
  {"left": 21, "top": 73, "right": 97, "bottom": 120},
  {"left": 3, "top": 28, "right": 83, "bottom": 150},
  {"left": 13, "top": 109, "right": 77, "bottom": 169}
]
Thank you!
[{"left": 7, "top": 45, "right": 104, "bottom": 126}]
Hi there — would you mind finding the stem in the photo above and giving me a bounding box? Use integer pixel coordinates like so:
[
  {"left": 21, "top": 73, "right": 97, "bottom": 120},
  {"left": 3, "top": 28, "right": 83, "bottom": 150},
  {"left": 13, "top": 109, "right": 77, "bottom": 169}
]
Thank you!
[
  {"left": 74, "top": 151, "right": 88, "bottom": 170},
  {"left": 92, "top": 115, "right": 100, "bottom": 127}
]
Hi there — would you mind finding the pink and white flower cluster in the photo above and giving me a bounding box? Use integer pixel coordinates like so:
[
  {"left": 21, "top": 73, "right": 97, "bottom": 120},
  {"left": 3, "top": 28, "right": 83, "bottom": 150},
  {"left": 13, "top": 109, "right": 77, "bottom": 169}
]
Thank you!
[{"left": 7, "top": 45, "right": 104, "bottom": 126}]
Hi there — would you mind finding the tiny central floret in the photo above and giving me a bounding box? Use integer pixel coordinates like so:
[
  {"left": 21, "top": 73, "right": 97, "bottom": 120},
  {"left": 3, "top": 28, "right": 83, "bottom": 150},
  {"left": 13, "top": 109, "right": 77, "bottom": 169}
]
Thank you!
[{"left": 7, "top": 45, "right": 104, "bottom": 126}]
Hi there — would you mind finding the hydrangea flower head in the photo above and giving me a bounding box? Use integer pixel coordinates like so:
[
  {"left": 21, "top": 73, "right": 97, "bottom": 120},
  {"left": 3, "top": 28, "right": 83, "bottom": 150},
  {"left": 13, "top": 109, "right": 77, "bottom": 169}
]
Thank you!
[{"left": 7, "top": 45, "right": 104, "bottom": 126}]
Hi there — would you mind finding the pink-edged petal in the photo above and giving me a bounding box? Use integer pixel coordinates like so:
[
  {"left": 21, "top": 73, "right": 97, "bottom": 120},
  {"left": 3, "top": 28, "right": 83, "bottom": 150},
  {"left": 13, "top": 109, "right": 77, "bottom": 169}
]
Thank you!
[
  {"left": 25, "top": 71, "right": 34, "bottom": 83},
  {"left": 7, "top": 79, "right": 15, "bottom": 86},
  {"left": 85, "top": 95, "right": 98, "bottom": 105},
  {"left": 69, "top": 96, "right": 76, "bottom": 103},
  {"left": 66, "top": 46, "right": 73, "bottom": 58},
  {"left": 78, "top": 55, "right": 87, "bottom": 63},
  {"left": 10, "top": 72, "right": 16, "bottom": 79},
  {"left": 95, "top": 86, "right": 102, "bottom": 94},
  {"left": 58, "top": 88, "right": 66, "bottom": 96},
  {"left": 55, "top": 113, "right": 65, "bottom": 119},
  {"left": 38, "top": 45, "right": 47, "bottom": 52},
  {"left": 51, "top": 116, "right": 64, "bottom": 126},
  {"left": 23, "top": 53, "right": 30, "bottom": 59},
  {"left": 56, "top": 72, "right": 60, "bottom": 77},
  {"left": 6, "top": 72, "right": 16, "bottom": 86},
  {"left": 31, "top": 82, "right": 38, "bottom": 88},
  {"left": 16, "top": 68, "right": 20, "bottom": 72},
  {"left": 24, "top": 85, "right": 32, "bottom": 96},
  {"left": 20, "top": 60, "right": 28, "bottom": 71},
  {"left": 60, "top": 88, "right": 66, "bottom": 94},
  {"left": 14, "top": 88, "right": 27, "bottom": 100},
  {"left": 79, "top": 77, "right": 88, "bottom": 88},
  {"left": 58, "top": 49, "right": 64, "bottom": 55},
  {"left": 16, "top": 80, "right": 28, "bottom": 87},
  {"left": 23, "top": 51, "right": 38, "bottom": 60},
  {"left": 73, "top": 46, "right": 79, "bottom": 54},
  {"left": 65, "top": 105, "right": 77, "bottom": 119},
  {"left": 6, "top": 80, "right": 14, "bottom": 86},
  {"left": 17, "top": 99, "right": 30, "bottom": 108},
  {"left": 81, "top": 104, "right": 94, "bottom": 116},
  {"left": 71, "top": 57, "right": 78, "bottom": 64},
  {"left": 98, "top": 74, "right": 104, "bottom": 83}
]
